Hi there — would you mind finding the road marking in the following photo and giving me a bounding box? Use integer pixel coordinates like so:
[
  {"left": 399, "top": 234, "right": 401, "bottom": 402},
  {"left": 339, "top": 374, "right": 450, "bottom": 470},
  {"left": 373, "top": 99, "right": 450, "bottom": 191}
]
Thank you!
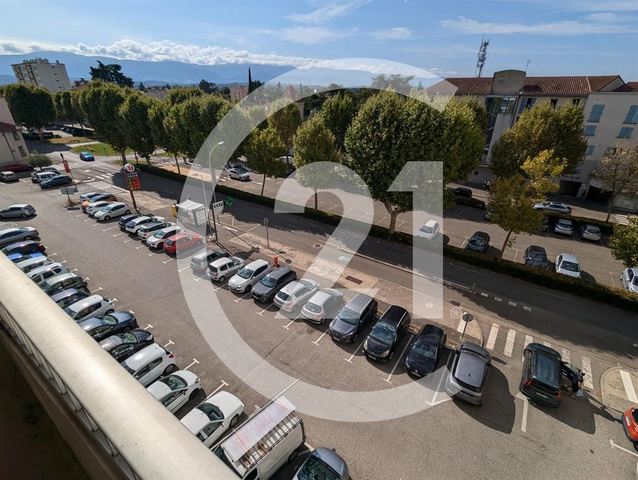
[
  {"left": 184, "top": 358, "right": 200, "bottom": 371},
  {"left": 234, "top": 292, "right": 252, "bottom": 303},
  {"left": 147, "top": 253, "right": 154, "bottom": 256},
  {"left": 494, "top": 296, "right": 502, "bottom": 302},
  {"left": 508, "top": 301, "right": 517, "bottom": 307},
  {"left": 384, "top": 335, "right": 413, "bottom": 384},
  {"left": 113, "top": 232, "right": 125, "bottom": 237},
  {"left": 561, "top": 348, "right": 571, "bottom": 364},
  {"left": 523, "top": 335, "right": 533, "bottom": 362},
  {"left": 111, "top": 298, "right": 118, "bottom": 303},
  {"left": 522, "top": 305, "right": 532, "bottom": 312},
  {"left": 345, "top": 337, "right": 367, "bottom": 363},
  {"left": 282, "top": 318, "right": 295, "bottom": 329},
  {"left": 610, "top": 439, "right": 638, "bottom": 458},
  {"left": 135, "top": 245, "right": 145, "bottom": 250},
  {"left": 71, "top": 268, "right": 78, "bottom": 272},
  {"left": 620, "top": 370, "right": 638, "bottom": 403},
  {"left": 486, "top": 324, "right": 500, "bottom": 350},
  {"left": 430, "top": 354, "right": 454, "bottom": 406},
  {"left": 162, "top": 258, "right": 174, "bottom": 264},
  {"left": 178, "top": 266, "right": 190, "bottom": 273},
  {"left": 480, "top": 292, "right": 489, "bottom": 298},
  {"left": 504, "top": 329, "right": 516, "bottom": 357},
  {"left": 313, "top": 328, "right": 329, "bottom": 345},
  {"left": 102, "top": 226, "right": 117, "bottom": 231},
  {"left": 581, "top": 356, "right": 593, "bottom": 389},
  {"left": 143, "top": 323, "right": 154, "bottom": 330},
  {"left": 84, "top": 277, "right": 90, "bottom": 281},
  {"left": 257, "top": 307, "right": 269, "bottom": 316},
  {"left": 207, "top": 380, "right": 229, "bottom": 398},
  {"left": 163, "top": 340, "right": 174, "bottom": 348},
  {"left": 123, "top": 239, "right": 134, "bottom": 243},
  {"left": 516, "top": 393, "right": 529, "bottom": 433},
  {"left": 90, "top": 287, "right": 103, "bottom": 294}
]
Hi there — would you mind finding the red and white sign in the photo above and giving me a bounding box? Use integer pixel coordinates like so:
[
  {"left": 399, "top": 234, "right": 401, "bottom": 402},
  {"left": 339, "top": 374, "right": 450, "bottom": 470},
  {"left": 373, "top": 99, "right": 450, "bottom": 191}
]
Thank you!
[
  {"left": 124, "top": 163, "right": 136, "bottom": 173},
  {"left": 62, "top": 159, "right": 71, "bottom": 173}
]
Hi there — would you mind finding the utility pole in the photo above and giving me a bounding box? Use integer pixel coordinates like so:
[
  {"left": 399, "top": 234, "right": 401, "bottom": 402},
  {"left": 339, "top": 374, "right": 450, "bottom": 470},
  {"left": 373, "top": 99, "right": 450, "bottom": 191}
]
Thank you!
[
  {"left": 203, "top": 141, "right": 225, "bottom": 242},
  {"left": 475, "top": 38, "right": 490, "bottom": 78}
]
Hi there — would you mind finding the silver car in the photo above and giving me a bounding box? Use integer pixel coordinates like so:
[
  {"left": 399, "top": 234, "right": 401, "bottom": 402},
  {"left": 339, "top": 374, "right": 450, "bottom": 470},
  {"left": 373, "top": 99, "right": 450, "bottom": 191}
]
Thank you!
[
  {"left": 27, "top": 262, "right": 68, "bottom": 286},
  {"left": 16, "top": 255, "right": 52, "bottom": 273},
  {"left": 274, "top": 279, "right": 320, "bottom": 313},
  {"left": 301, "top": 288, "right": 344, "bottom": 324},
  {"left": 0, "top": 204, "right": 36, "bottom": 219},
  {"left": 207, "top": 256, "right": 245, "bottom": 282},
  {"left": 579, "top": 224, "right": 601, "bottom": 242},
  {"left": 228, "top": 259, "right": 273, "bottom": 293},
  {"left": 554, "top": 218, "right": 573, "bottom": 236},
  {"left": 621, "top": 267, "right": 638, "bottom": 294},
  {"left": 0, "top": 226, "right": 39, "bottom": 247}
]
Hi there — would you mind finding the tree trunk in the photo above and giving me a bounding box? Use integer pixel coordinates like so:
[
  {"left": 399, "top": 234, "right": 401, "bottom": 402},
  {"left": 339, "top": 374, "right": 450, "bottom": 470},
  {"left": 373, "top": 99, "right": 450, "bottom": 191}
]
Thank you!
[
  {"left": 120, "top": 151, "right": 128, "bottom": 164},
  {"left": 605, "top": 193, "right": 615, "bottom": 223},
  {"left": 261, "top": 173, "right": 267, "bottom": 196},
  {"left": 388, "top": 208, "right": 400, "bottom": 236},
  {"left": 79, "top": 120, "right": 86, "bottom": 136},
  {"left": 38, "top": 127, "right": 44, "bottom": 142},
  {"left": 500, "top": 230, "right": 513, "bottom": 260},
  {"left": 314, "top": 190, "right": 318, "bottom": 210},
  {"left": 145, "top": 155, "right": 151, "bottom": 166},
  {"left": 174, "top": 155, "right": 181, "bottom": 175}
]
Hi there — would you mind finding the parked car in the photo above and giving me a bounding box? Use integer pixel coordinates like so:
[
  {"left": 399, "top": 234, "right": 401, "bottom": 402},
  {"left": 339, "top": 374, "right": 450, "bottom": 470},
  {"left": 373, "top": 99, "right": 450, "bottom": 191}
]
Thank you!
[
  {"left": 579, "top": 224, "right": 601, "bottom": 242},
  {"left": 539, "top": 216, "right": 550, "bottom": 233},
  {"left": 415, "top": 220, "right": 441, "bottom": 240},
  {"left": 329, "top": 293, "right": 377, "bottom": 344},
  {"left": 454, "top": 187, "right": 472, "bottom": 198},
  {"left": 137, "top": 221, "right": 171, "bottom": 240},
  {"left": 86, "top": 200, "right": 112, "bottom": 216},
  {"left": 99, "top": 329, "right": 154, "bottom": 362},
  {"left": 228, "top": 259, "right": 272, "bottom": 293},
  {"left": 2, "top": 163, "right": 33, "bottom": 173},
  {"left": 301, "top": 288, "right": 344, "bottom": 324},
  {"left": 403, "top": 324, "right": 446, "bottom": 378},
  {"left": 251, "top": 266, "right": 297, "bottom": 303},
  {"left": 31, "top": 166, "right": 59, "bottom": 182},
  {"left": 27, "top": 262, "right": 68, "bottom": 286},
  {"left": 465, "top": 231, "right": 490, "bottom": 254},
  {"left": 119, "top": 213, "right": 141, "bottom": 231},
  {"left": 190, "top": 248, "right": 230, "bottom": 273},
  {"left": 524, "top": 245, "right": 549, "bottom": 270},
  {"left": 534, "top": 201, "right": 572, "bottom": 215},
  {"left": 2, "top": 240, "right": 45, "bottom": 256},
  {"left": 555, "top": 253, "right": 581, "bottom": 278},
  {"left": 31, "top": 171, "right": 57, "bottom": 184},
  {"left": 42, "top": 272, "right": 88, "bottom": 297},
  {"left": 93, "top": 202, "right": 131, "bottom": 221},
  {"left": 180, "top": 391, "right": 244, "bottom": 447},
  {"left": 79, "top": 311, "right": 138, "bottom": 341},
  {"left": 0, "top": 204, "right": 36, "bottom": 219},
  {"left": 82, "top": 193, "right": 116, "bottom": 212},
  {"left": 207, "top": 256, "right": 245, "bottom": 282},
  {"left": 519, "top": 343, "right": 562, "bottom": 408},
  {"left": 163, "top": 232, "right": 203, "bottom": 255},
  {"left": 445, "top": 341, "right": 491, "bottom": 406},
  {"left": 621, "top": 267, "right": 638, "bottom": 294},
  {"left": 79, "top": 191, "right": 103, "bottom": 202},
  {"left": 622, "top": 407, "right": 638, "bottom": 446},
  {"left": 125, "top": 215, "right": 164, "bottom": 234},
  {"left": 40, "top": 174, "right": 72, "bottom": 189},
  {"left": 554, "top": 218, "right": 574, "bottom": 236},
  {"left": 0, "top": 171, "right": 18, "bottom": 183},
  {"left": 7, "top": 251, "right": 45, "bottom": 264},
  {"left": 50, "top": 288, "right": 90, "bottom": 310},
  {"left": 228, "top": 166, "right": 251, "bottom": 181},
  {"left": 16, "top": 255, "right": 51, "bottom": 274},
  {"left": 64, "top": 295, "right": 115, "bottom": 323},
  {"left": 293, "top": 448, "right": 349, "bottom": 480},
  {"left": 79, "top": 151, "right": 95, "bottom": 162},
  {"left": 0, "top": 226, "right": 39, "bottom": 247},
  {"left": 145, "top": 225, "right": 182, "bottom": 249},
  {"left": 363, "top": 305, "right": 411, "bottom": 362},
  {"left": 146, "top": 370, "right": 202, "bottom": 414},
  {"left": 121, "top": 343, "right": 177, "bottom": 387},
  {"left": 273, "top": 279, "right": 320, "bottom": 313}
]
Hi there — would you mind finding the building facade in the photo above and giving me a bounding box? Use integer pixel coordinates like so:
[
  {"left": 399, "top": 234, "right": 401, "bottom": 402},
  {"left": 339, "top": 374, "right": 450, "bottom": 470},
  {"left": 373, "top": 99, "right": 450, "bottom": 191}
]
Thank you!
[
  {"left": 0, "top": 96, "right": 29, "bottom": 166},
  {"left": 12, "top": 58, "right": 72, "bottom": 92}
]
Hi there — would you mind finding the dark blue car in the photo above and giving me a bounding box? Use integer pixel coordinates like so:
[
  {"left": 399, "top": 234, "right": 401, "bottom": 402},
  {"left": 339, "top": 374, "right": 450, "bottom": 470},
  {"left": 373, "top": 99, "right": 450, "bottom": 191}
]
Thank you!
[
  {"left": 7, "top": 251, "right": 45, "bottom": 263},
  {"left": 2, "top": 240, "right": 46, "bottom": 257},
  {"left": 79, "top": 311, "right": 138, "bottom": 341},
  {"left": 40, "top": 174, "right": 73, "bottom": 189},
  {"left": 79, "top": 152, "right": 95, "bottom": 161},
  {"left": 403, "top": 324, "right": 447, "bottom": 378}
]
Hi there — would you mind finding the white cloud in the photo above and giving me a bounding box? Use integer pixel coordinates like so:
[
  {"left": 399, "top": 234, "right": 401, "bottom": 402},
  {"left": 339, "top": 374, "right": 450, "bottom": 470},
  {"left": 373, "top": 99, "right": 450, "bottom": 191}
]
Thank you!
[
  {"left": 287, "top": 0, "right": 370, "bottom": 24},
  {"left": 373, "top": 27, "right": 412, "bottom": 40},
  {"left": 280, "top": 27, "right": 352, "bottom": 45},
  {"left": 441, "top": 15, "right": 636, "bottom": 35}
]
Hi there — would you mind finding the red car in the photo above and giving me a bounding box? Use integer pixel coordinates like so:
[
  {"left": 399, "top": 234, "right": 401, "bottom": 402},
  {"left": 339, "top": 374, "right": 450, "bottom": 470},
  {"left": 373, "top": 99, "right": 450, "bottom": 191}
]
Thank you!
[
  {"left": 623, "top": 407, "right": 638, "bottom": 445},
  {"left": 3, "top": 163, "right": 34, "bottom": 173},
  {"left": 163, "top": 232, "right": 203, "bottom": 255}
]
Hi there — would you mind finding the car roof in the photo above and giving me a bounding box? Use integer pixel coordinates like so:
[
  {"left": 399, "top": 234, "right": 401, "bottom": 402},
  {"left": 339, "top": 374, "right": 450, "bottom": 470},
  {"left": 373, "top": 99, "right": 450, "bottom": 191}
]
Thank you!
[
  {"left": 472, "top": 231, "right": 489, "bottom": 238},
  {"left": 310, "top": 448, "right": 348, "bottom": 477},
  {"left": 50, "top": 288, "right": 81, "bottom": 301},
  {"left": 267, "top": 266, "right": 292, "bottom": 279},
  {"left": 45, "top": 272, "right": 77, "bottom": 284},
  {"left": 8, "top": 203, "right": 30, "bottom": 208},
  {"left": 423, "top": 219, "right": 439, "bottom": 228},
  {"left": 67, "top": 295, "right": 105, "bottom": 311},
  {"left": 418, "top": 324, "right": 444, "bottom": 341},
  {"left": 246, "top": 259, "right": 269, "bottom": 269},
  {"left": 527, "top": 245, "right": 546, "bottom": 253},
  {"left": 211, "top": 256, "right": 234, "bottom": 266},
  {"left": 559, "top": 253, "right": 578, "bottom": 263},
  {"left": 455, "top": 343, "right": 490, "bottom": 387},
  {"left": 345, "top": 293, "right": 374, "bottom": 313},
  {"left": 124, "top": 343, "right": 165, "bottom": 368},
  {"left": 379, "top": 305, "right": 408, "bottom": 325}
]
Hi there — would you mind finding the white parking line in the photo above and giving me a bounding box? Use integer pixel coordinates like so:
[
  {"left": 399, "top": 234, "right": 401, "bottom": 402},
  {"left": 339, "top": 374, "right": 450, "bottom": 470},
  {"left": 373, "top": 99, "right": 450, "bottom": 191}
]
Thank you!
[
  {"left": 516, "top": 393, "right": 529, "bottom": 433},
  {"left": 504, "top": 329, "right": 516, "bottom": 357},
  {"left": 486, "top": 323, "right": 499, "bottom": 350},
  {"left": 102, "top": 226, "right": 117, "bottom": 231},
  {"left": 162, "top": 258, "right": 174, "bottom": 264},
  {"left": 313, "top": 328, "right": 330, "bottom": 345},
  {"left": 143, "top": 323, "right": 154, "bottom": 330},
  {"left": 113, "top": 232, "right": 125, "bottom": 237},
  {"left": 184, "top": 358, "right": 200, "bottom": 371},
  {"left": 257, "top": 307, "right": 269, "bottom": 316},
  {"left": 207, "top": 380, "right": 229, "bottom": 398},
  {"left": 234, "top": 292, "right": 252, "bottom": 303},
  {"left": 523, "top": 335, "right": 533, "bottom": 362},
  {"left": 163, "top": 340, "right": 174, "bottom": 348},
  {"left": 581, "top": 356, "right": 593, "bottom": 389},
  {"left": 384, "top": 335, "right": 413, "bottom": 384},
  {"left": 494, "top": 296, "right": 502, "bottom": 302},
  {"left": 90, "top": 287, "right": 103, "bottom": 294},
  {"left": 345, "top": 338, "right": 367, "bottom": 363},
  {"left": 609, "top": 438, "right": 638, "bottom": 458},
  {"left": 620, "top": 370, "right": 638, "bottom": 403}
]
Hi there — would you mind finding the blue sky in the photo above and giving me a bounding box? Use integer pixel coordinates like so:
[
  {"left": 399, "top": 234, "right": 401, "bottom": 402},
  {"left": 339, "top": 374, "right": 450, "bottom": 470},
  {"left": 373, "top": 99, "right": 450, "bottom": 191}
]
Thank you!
[{"left": 1, "top": 0, "right": 637, "bottom": 79}]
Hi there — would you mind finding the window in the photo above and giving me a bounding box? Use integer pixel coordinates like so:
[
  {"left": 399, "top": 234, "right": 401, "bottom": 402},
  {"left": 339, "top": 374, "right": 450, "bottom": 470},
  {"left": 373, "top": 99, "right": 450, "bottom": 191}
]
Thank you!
[
  {"left": 550, "top": 99, "right": 558, "bottom": 108},
  {"left": 618, "top": 127, "right": 634, "bottom": 139},
  {"left": 499, "top": 96, "right": 516, "bottom": 114},
  {"left": 518, "top": 97, "right": 536, "bottom": 113},
  {"left": 572, "top": 99, "right": 581, "bottom": 106},
  {"left": 624, "top": 106, "right": 638, "bottom": 124},
  {"left": 588, "top": 104, "right": 605, "bottom": 122},
  {"left": 585, "top": 145, "right": 595, "bottom": 156},
  {"left": 583, "top": 125, "right": 597, "bottom": 136}
]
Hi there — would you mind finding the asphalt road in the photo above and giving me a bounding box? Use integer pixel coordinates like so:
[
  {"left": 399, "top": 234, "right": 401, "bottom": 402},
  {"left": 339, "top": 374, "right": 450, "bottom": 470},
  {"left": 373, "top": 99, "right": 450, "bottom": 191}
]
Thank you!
[{"left": 2, "top": 155, "right": 637, "bottom": 479}]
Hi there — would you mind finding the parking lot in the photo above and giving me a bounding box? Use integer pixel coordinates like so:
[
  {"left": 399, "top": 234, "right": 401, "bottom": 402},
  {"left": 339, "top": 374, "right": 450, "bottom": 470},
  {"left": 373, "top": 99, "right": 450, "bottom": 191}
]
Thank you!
[{"left": 2, "top": 171, "right": 638, "bottom": 480}]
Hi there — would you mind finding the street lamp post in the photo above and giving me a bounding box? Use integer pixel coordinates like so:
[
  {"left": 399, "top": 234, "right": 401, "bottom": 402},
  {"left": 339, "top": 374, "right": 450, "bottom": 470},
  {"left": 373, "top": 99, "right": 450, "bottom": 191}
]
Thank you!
[{"left": 201, "top": 141, "right": 225, "bottom": 242}]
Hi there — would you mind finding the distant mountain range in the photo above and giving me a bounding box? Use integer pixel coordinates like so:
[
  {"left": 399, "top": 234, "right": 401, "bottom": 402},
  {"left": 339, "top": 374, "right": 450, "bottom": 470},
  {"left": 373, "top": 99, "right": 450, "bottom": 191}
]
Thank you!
[{"left": 0, "top": 51, "right": 295, "bottom": 86}]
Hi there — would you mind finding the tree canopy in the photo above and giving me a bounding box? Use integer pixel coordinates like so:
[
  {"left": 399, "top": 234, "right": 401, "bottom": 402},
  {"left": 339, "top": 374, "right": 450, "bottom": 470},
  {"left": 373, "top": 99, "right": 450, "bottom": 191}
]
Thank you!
[
  {"left": 27, "top": 151, "right": 52, "bottom": 170},
  {"left": 245, "top": 126, "right": 287, "bottom": 196},
  {"left": 268, "top": 103, "right": 302, "bottom": 155},
  {"left": 610, "top": 218, "right": 638, "bottom": 268},
  {"left": 318, "top": 93, "right": 356, "bottom": 151},
  {"left": 89, "top": 61, "right": 134, "bottom": 88},
  {"left": 120, "top": 92, "right": 157, "bottom": 161},
  {"left": 3, "top": 84, "right": 55, "bottom": 140},
  {"left": 593, "top": 146, "right": 638, "bottom": 221}
]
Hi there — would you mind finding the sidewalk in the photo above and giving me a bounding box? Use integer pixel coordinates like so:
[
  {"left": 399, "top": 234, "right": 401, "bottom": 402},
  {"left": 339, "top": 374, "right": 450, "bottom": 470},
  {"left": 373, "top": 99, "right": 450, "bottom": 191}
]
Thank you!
[{"left": 600, "top": 367, "right": 638, "bottom": 412}]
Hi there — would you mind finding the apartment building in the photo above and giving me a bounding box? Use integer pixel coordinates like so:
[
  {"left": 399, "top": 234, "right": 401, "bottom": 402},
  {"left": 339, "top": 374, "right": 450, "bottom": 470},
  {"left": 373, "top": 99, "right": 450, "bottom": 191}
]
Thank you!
[
  {"left": 12, "top": 58, "right": 72, "bottom": 92},
  {"left": 0, "top": 96, "right": 29, "bottom": 166}
]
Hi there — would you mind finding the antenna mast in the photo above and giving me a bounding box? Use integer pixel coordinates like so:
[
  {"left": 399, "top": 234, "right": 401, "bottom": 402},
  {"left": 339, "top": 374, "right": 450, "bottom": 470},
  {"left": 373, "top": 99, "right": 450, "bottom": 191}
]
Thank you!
[{"left": 475, "top": 38, "right": 490, "bottom": 77}]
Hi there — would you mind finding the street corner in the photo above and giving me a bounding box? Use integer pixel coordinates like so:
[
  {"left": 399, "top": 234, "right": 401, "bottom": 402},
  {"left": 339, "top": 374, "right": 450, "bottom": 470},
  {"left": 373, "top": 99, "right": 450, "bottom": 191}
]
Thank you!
[{"left": 600, "top": 367, "right": 638, "bottom": 413}]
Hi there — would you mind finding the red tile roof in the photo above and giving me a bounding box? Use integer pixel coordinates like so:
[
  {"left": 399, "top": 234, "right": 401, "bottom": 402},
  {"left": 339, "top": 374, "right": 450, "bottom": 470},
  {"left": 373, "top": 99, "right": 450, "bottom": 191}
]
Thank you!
[{"left": 614, "top": 81, "right": 638, "bottom": 92}]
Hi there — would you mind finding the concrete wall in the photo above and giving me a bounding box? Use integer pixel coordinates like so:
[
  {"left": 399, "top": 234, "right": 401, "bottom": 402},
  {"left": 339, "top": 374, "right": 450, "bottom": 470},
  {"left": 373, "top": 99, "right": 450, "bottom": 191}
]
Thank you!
[
  {"left": 12, "top": 61, "right": 72, "bottom": 92},
  {"left": 0, "top": 96, "right": 29, "bottom": 165}
]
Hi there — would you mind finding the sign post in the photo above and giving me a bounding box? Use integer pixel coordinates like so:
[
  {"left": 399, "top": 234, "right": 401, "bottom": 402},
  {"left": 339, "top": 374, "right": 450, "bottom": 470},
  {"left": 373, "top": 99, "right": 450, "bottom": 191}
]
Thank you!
[
  {"left": 211, "top": 200, "right": 224, "bottom": 242},
  {"left": 123, "top": 163, "right": 139, "bottom": 211}
]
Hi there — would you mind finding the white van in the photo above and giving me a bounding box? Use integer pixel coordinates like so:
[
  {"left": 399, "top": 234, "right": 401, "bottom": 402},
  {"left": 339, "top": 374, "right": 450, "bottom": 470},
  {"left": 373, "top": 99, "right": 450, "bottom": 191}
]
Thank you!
[{"left": 214, "top": 396, "right": 304, "bottom": 480}]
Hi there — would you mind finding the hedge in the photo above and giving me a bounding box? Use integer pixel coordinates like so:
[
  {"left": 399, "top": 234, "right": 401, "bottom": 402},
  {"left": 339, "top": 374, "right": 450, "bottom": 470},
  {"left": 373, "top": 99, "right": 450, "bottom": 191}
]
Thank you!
[{"left": 137, "top": 163, "right": 638, "bottom": 312}]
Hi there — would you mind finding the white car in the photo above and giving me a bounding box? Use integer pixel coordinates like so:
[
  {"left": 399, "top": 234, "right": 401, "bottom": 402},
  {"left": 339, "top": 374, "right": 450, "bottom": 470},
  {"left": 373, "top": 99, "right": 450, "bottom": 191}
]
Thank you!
[
  {"left": 16, "top": 255, "right": 52, "bottom": 274},
  {"left": 534, "top": 201, "right": 572, "bottom": 215},
  {"left": 122, "top": 344, "right": 177, "bottom": 387},
  {"left": 273, "top": 279, "right": 320, "bottom": 312},
  {"left": 125, "top": 216, "right": 165, "bottom": 234},
  {"left": 137, "top": 221, "right": 171, "bottom": 240},
  {"left": 228, "top": 259, "right": 273, "bottom": 293},
  {"left": 301, "top": 288, "right": 344, "bottom": 324},
  {"left": 228, "top": 166, "right": 251, "bottom": 181},
  {"left": 86, "top": 200, "right": 111, "bottom": 216},
  {"left": 207, "top": 256, "right": 245, "bottom": 282},
  {"left": 180, "top": 391, "right": 245, "bottom": 448},
  {"left": 555, "top": 253, "right": 581, "bottom": 279},
  {"left": 579, "top": 224, "right": 601, "bottom": 242},
  {"left": 146, "top": 370, "right": 201, "bottom": 414},
  {"left": 94, "top": 202, "right": 131, "bottom": 221},
  {"left": 621, "top": 267, "right": 638, "bottom": 293},
  {"left": 415, "top": 220, "right": 440, "bottom": 240},
  {"left": 64, "top": 295, "right": 115, "bottom": 322},
  {"left": 145, "top": 225, "right": 182, "bottom": 249},
  {"left": 554, "top": 218, "right": 574, "bottom": 236},
  {"left": 27, "top": 261, "right": 68, "bottom": 286}
]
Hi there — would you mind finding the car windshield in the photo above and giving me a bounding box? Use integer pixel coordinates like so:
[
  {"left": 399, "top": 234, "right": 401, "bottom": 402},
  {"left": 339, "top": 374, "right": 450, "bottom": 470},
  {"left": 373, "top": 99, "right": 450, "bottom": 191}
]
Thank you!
[
  {"left": 198, "top": 402, "right": 224, "bottom": 421},
  {"left": 296, "top": 456, "right": 340, "bottom": 480},
  {"left": 419, "top": 225, "right": 434, "bottom": 234},
  {"left": 412, "top": 340, "right": 437, "bottom": 359},
  {"left": 237, "top": 267, "right": 254, "bottom": 279},
  {"left": 160, "top": 375, "right": 187, "bottom": 391},
  {"left": 558, "top": 220, "right": 571, "bottom": 227},
  {"left": 588, "top": 226, "right": 601, "bottom": 234},
  {"left": 469, "top": 236, "right": 485, "bottom": 246},
  {"left": 529, "top": 250, "right": 545, "bottom": 259},
  {"left": 164, "top": 239, "right": 174, "bottom": 246},
  {"left": 632, "top": 409, "right": 638, "bottom": 423},
  {"left": 305, "top": 302, "right": 322, "bottom": 314},
  {"left": 277, "top": 291, "right": 291, "bottom": 301},
  {"left": 119, "top": 333, "right": 136, "bottom": 344},
  {"left": 369, "top": 322, "right": 395, "bottom": 345},
  {"left": 102, "top": 315, "right": 118, "bottom": 325},
  {"left": 260, "top": 275, "right": 278, "bottom": 287},
  {"left": 561, "top": 261, "right": 580, "bottom": 272},
  {"left": 337, "top": 307, "right": 360, "bottom": 325}
]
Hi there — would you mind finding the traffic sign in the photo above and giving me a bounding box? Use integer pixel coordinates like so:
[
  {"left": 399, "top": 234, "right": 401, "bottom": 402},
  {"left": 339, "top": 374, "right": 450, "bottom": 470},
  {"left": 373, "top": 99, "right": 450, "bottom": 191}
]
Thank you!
[
  {"left": 124, "top": 163, "right": 136, "bottom": 173},
  {"left": 60, "top": 185, "right": 78, "bottom": 195},
  {"left": 212, "top": 200, "right": 224, "bottom": 215}
]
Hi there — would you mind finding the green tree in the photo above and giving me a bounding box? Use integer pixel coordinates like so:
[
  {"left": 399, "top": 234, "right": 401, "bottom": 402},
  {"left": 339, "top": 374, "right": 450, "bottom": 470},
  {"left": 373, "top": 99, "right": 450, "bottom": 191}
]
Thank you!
[
  {"left": 192, "top": 95, "right": 232, "bottom": 158},
  {"left": 89, "top": 61, "right": 134, "bottom": 87},
  {"left": 371, "top": 74, "right": 414, "bottom": 95},
  {"left": 27, "top": 151, "right": 52, "bottom": 170},
  {"left": 440, "top": 99, "right": 484, "bottom": 183},
  {"left": 268, "top": 103, "right": 301, "bottom": 156},
  {"left": 149, "top": 101, "right": 182, "bottom": 174},
  {"left": 319, "top": 93, "right": 356, "bottom": 151},
  {"left": 164, "top": 101, "right": 193, "bottom": 161},
  {"left": 4, "top": 84, "right": 55, "bottom": 141},
  {"left": 199, "top": 79, "right": 218, "bottom": 94},
  {"left": 610, "top": 218, "right": 638, "bottom": 267},
  {"left": 53, "top": 92, "right": 64, "bottom": 120},
  {"left": 593, "top": 146, "right": 638, "bottom": 222},
  {"left": 491, "top": 102, "right": 587, "bottom": 177},
  {"left": 293, "top": 116, "right": 339, "bottom": 210},
  {"left": 120, "top": 92, "right": 156, "bottom": 163},
  {"left": 70, "top": 90, "right": 87, "bottom": 134},
  {"left": 164, "top": 87, "right": 202, "bottom": 106},
  {"left": 245, "top": 126, "right": 287, "bottom": 196}
]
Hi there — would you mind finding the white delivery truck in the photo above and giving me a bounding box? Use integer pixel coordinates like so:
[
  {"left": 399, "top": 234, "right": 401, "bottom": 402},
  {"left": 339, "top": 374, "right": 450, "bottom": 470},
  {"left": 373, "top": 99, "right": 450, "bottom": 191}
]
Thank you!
[{"left": 214, "top": 396, "right": 304, "bottom": 480}]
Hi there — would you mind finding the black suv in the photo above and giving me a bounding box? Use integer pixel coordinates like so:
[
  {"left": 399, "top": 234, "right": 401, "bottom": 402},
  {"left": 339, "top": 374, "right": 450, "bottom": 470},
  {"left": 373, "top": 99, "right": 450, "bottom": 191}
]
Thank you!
[
  {"left": 251, "top": 267, "right": 297, "bottom": 303},
  {"left": 524, "top": 245, "right": 549, "bottom": 270},
  {"left": 519, "top": 343, "right": 562, "bottom": 407},
  {"left": 466, "top": 231, "right": 490, "bottom": 254},
  {"left": 363, "top": 305, "right": 410, "bottom": 362},
  {"left": 329, "top": 294, "right": 377, "bottom": 344}
]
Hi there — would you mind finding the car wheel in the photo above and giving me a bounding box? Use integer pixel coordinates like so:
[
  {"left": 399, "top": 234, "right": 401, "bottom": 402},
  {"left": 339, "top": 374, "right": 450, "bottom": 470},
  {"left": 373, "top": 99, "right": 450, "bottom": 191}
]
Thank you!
[
  {"left": 20, "top": 213, "right": 27, "bottom": 218},
  {"left": 219, "top": 275, "right": 225, "bottom": 282},
  {"left": 189, "top": 389, "right": 200, "bottom": 401},
  {"left": 104, "top": 215, "right": 110, "bottom": 221},
  {"left": 125, "top": 210, "right": 131, "bottom": 215},
  {"left": 352, "top": 333, "right": 358, "bottom": 343},
  {"left": 287, "top": 449, "right": 299, "bottom": 463},
  {"left": 105, "top": 310, "right": 114, "bottom": 315},
  {"left": 163, "top": 364, "right": 178, "bottom": 375},
  {"left": 245, "top": 284, "right": 252, "bottom": 293},
  {"left": 230, "top": 415, "right": 240, "bottom": 427}
]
